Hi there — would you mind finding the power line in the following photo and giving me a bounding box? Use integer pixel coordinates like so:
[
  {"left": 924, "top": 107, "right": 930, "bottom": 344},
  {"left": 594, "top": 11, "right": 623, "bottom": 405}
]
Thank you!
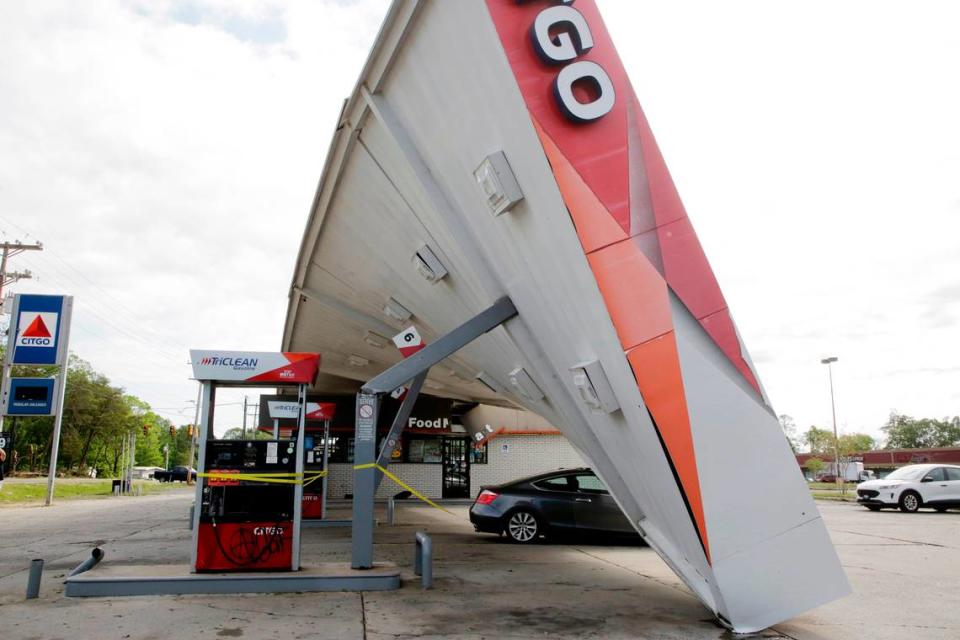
[
  {"left": 17, "top": 253, "right": 186, "bottom": 363},
  {"left": 17, "top": 252, "right": 188, "bottom": 361},
  {"left": 0, "top": 215, "right": 193, "bottom": 356},
  {"left": 0, "top": 239, "right": 43, "bottom": 298}
]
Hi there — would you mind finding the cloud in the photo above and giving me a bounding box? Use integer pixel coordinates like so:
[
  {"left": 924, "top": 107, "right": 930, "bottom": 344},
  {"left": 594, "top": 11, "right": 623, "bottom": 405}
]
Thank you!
[
  {"left": 2, "top": 0, "right": 958, "bottom": 442},
  {"left": 0, "top": 0, "right": 390, "bottom": 428}
]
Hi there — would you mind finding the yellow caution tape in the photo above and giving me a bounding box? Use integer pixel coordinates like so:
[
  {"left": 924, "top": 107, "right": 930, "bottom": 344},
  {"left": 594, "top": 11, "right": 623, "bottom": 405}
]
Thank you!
[
  {"left": 353, "top": 463, "right": 455, "bottom": 515},
  {"left": 197, "top": 470, "right": 327, "bottom": 486}
]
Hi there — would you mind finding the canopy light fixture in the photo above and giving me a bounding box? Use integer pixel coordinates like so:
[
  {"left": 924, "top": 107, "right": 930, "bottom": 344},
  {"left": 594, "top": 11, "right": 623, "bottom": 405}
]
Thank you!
[
  {"left": 570, "top": 359, "right": 619, "bottom": 414},
  {"left": 475, "top": 371, "right": 503, "bottom": 394},
  {"left": 509, "top": 366, "right": 544, "bottom": 401},
  {"left": 383, "top": 297, "right": 412, "bottom": 322},
  {"left": 412, "top": 244, "right": 448, "bottom": 283},
  {"left": 347, "top": 354, "right": 370, "bottom": 367},
  {"left": 364, "top": 331, "right": 389, "bottom": 349},
  {"left": 474, "top": 150, "right": 524, "bottom": 216}
]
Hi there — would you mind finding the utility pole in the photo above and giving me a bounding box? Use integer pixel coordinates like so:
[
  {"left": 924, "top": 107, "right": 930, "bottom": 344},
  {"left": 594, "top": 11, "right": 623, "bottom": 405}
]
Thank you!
[
  {"left": 0, "top": 240, "right": 43, "bottom": 300},
  {"left": 242, "top": 395, "right": 248, "bottom": 440},
  {"left": 0, "top": 241, "right": 44, "bottom": 439},
  {"left": 821, "top": 357, "right": 841, "bottom": 493}
]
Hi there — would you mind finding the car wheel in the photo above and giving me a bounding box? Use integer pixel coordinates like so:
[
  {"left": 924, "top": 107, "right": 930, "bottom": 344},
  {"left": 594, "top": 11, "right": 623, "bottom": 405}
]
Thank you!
[
  {"left": 865, "top": 505, "right": 882, "bottom": 511},
  {"left": 504, "top": 510, "right": 541, "bottom": 544},
  {"left": 898, "top": 491, "right": 921, "bottom": 513}
]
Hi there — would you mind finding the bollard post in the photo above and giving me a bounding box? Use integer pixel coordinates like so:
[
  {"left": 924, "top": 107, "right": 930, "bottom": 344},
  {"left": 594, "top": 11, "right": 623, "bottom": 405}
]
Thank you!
[
  {"left": 26, "top": 559, "right": 43, "bottom": 599},
  {"left": 387, "top": 497, "right": 395, "bottom": 526},
  {"left": 414, "top": 532, "right": 433, "bottom": 589},
  {"left": 188, "top": 503, "right": 195, "bottom": 530}
]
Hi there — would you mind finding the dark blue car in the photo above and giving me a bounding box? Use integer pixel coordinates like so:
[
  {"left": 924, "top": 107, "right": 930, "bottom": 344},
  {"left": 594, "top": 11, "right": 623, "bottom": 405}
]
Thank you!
[{"left": 469, "top": 468, "right": 642, "bottom": 544}]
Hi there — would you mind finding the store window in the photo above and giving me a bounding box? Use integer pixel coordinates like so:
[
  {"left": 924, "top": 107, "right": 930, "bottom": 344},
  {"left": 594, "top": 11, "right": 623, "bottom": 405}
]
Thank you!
[
  {"left": 406, "top": 437, "right": 442, "bottom": 463},
  {"left": 324, "top": 436, "right": 353, "bottom": 463},
  {"left": 469, "top": 442, "right": 488, "bottom": 464}
]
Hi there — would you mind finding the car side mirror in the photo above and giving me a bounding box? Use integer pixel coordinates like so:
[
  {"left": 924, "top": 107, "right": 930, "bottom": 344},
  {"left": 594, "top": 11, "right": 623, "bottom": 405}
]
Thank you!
[{"left": 921, "top": 476, "right": 934, "bottom": 483}]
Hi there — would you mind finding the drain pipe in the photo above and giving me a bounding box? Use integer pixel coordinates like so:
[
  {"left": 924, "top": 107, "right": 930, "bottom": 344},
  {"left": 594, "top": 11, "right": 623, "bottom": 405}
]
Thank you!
[
  {"left": 69, "top": 548, "right": 104, "bottom": 577},
  {"left": 26, "top": 559, "right": 44, "bottom": 599}
]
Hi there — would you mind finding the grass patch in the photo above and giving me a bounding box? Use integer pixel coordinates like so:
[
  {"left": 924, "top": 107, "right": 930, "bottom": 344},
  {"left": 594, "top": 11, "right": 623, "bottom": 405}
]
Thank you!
[
  {"left": 812, "top": 491, "right": 857, "bottom": 502},
  {"left": 808, "top": 482, "right": 858, "bottom": 491},
  {"left": 0, "top": 479, "right": 187, "bottom": 504}
]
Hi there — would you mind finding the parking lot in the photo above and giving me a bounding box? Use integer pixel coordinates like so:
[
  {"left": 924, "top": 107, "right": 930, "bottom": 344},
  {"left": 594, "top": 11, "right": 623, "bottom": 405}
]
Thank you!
[{"left": 1, "top": 490, "right": 957, "bottom": 639}]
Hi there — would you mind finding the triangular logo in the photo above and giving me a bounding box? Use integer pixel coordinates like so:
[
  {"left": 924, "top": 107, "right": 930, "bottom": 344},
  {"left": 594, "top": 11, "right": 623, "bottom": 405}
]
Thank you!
[{"left": 23, "top": 315, "right": 52, "bottom": 338}]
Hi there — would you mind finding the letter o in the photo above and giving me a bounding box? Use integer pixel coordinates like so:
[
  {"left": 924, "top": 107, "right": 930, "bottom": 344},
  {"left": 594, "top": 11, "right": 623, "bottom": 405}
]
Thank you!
[{"left": 553, "top": 60, "right": 616, "bottom": 123}]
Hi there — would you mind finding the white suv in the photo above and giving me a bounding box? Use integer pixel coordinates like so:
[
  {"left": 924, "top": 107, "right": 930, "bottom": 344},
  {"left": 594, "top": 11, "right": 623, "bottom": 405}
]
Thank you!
[{"left": 857, "top": 464, "right": 960, "bottom": 512}]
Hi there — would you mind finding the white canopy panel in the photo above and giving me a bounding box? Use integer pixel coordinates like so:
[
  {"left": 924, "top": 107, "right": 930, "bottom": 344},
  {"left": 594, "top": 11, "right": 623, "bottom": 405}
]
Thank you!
[{"left": 282, "top": 1, "right": 849, "bottom": 632}]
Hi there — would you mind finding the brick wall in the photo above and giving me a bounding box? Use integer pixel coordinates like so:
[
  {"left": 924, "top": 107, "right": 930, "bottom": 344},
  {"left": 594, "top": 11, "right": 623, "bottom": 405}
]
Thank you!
[
  {"left": 322, "top": 434, "right": 584, "bottom": 500},
  {"left": 473, "top": 434, "right": 585, "bottom": 496},
  {"left": 325, "top": 462, "right": 444, "bottom": 500}
]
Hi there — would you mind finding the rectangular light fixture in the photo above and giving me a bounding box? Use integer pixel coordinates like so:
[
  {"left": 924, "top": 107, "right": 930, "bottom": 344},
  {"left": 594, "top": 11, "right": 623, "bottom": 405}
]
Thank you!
[
  {"left": 474, "top": 150, "right": 524, "bottom": 216},
  {"left": 475, "top": 371, "right": 503, "bottom": 394},
  {"left": 570, "top": 359, "right": 620, "bottom": 414},
  {"left": 364, "top": 331, "right": 389, "bottom": 348},
  {"left": 509, "top": 366, "right": 544, "bottom": 401},
  {"left": 347, "top": 354, "right": 370, "bottom": 367},
  {"left": 383, "top": 297, "right": 412, "bottom": 322},
  {"left": 412, "top": 244, "right": 448, "bottom": 283}
]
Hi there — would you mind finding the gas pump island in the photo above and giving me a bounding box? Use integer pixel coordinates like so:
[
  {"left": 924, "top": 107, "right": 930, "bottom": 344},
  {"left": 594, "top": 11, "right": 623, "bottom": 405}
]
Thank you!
[{"left": 65, "top": 350, "right": 400, "bottom": 596}]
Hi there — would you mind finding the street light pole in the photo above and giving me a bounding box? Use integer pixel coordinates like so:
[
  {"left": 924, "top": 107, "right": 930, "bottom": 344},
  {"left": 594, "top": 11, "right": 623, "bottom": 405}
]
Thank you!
[{"left": 821, "top": 356, "right": 841, "bottom": 492}]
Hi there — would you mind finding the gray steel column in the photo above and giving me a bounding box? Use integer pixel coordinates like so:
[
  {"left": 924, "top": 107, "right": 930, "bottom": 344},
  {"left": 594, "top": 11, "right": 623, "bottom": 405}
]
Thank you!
[
  {"left": 43, "top": 295, "right": 73, "bottom": 506},
  {"left": 321, "top": 419, "right": 331, "bottom": 519},
  {"left": 291, "top": 384, "right": 306, "bottom": 570},
  {"left": 373, "top": 371, "right": 426, "bottom": 491},
  {"left": 362, "top": 297, "right": 517, "bottom": 394},
  {"left": 189, "top": 382, "right": 214, "bottom": 572},
  {"left": 351, "top": 392, "right": 379, "bottom": 569}
]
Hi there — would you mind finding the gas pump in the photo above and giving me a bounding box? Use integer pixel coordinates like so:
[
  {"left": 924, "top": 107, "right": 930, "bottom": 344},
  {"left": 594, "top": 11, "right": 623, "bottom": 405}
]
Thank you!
[
  {"left": 188, "top": 350, "right": 320, "bottom": 574},
  {"left": 196, "top": 439, "right": 298, "bottom": 571},
  {"left": 302, "top": 403, "right": 335, "bottom": 520}
]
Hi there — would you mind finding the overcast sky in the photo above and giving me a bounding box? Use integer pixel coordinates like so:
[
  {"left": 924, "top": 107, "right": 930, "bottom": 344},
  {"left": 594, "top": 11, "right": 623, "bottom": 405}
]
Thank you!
[{"left": 2, "top": 1, "right": 957, "bottom": 444}]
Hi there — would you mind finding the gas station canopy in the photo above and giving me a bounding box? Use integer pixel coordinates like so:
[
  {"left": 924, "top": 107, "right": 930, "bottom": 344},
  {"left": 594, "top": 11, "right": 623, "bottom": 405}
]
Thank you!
[{"left": 281, "top": 1, "right": 849, "bottom": 632}]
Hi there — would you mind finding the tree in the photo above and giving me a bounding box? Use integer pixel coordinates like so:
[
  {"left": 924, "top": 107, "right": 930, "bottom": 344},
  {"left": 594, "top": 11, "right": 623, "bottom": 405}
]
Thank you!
[
  {"left": 882, "top": 412, "right": 960, "bottom": 449},
  {"left": 835, "top": 433, "right": 875, "bottom": 494},
  {"left": 779, "top": 414, "right": 799, "bottom": 453},
  {"left": 221, "top": 427, "right": 272, "bottom": 441},
  {"left": 804, "top": 426, "right": 835, "bottom": 455},
  {"left": 806, "top": 457, "right": 826, "bottom": 478},
  {"left": 838, "top": 433, "right": 875, "bottom": 453},
  {"left": 0, "top": 346, "right": 180, "bottom": 477}
]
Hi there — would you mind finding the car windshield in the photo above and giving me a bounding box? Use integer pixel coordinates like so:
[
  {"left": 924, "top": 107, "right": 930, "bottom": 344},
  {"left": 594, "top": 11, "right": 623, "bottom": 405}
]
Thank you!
[{"left": 885, "top": 466, "right": 928, "bottom": 481}]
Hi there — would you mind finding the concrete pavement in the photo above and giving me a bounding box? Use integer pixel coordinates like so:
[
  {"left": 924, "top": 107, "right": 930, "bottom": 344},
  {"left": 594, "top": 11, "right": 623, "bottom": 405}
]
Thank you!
[{"left": 1, "top": 490, "right": 957, "bottom": 639}]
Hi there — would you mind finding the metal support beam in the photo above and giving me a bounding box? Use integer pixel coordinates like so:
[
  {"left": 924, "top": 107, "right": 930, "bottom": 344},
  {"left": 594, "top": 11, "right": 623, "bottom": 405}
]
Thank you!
[
  {"left": 373, "top": 371, "right": 426, "bottom": 491},
  {"left": 351, "top": 393, "right": 380, "bottom": 569},
  {"left": 189, "top": 382, "right": 214, "bottom": 572},
  {"left": 291, "top": 383, "right": 307, "bottom": 571},
  {"left": 351, "top": 297, "right": 518, "bottom": 570},
  {"left": 362, "top": 297, "right": 517, "bottom": 394}
]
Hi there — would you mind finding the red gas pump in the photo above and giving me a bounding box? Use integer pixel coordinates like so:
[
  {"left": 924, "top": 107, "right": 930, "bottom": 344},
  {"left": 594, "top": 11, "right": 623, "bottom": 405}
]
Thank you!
[{"left": 302, "top": 403, "right": 336, "bottom": 520}]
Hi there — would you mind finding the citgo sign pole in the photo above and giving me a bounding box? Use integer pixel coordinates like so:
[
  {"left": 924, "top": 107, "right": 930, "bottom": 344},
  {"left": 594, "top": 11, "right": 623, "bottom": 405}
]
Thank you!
[{"left": 1, "top": 294, "right": 73, "bottom": 506}]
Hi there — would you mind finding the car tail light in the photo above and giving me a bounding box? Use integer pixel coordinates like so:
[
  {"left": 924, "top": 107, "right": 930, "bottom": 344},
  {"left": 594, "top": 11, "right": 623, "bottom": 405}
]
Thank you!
[{"left": 475, "top": 489, "right": 499, "bottom": 505}]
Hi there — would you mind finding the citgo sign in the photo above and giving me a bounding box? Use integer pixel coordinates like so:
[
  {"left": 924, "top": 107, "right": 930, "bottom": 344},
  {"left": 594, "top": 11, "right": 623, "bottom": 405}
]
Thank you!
[{"left": 9, "top": 295, "right": 71, "bottom": 366}]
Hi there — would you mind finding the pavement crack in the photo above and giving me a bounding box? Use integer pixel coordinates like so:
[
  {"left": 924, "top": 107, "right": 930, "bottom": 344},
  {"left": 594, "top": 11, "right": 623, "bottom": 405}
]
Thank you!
[
  {"left": 572, "top": 547, "right": 693, "bottom": 598},
  {"left": 832, "top": 529, "right": 950, "bottom": 548},
  {"left": 361, "top": 592, "right": 368, "bottom": 640}
]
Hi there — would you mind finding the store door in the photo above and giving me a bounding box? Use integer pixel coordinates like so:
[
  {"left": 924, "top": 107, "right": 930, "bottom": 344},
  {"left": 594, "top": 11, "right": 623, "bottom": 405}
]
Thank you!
[{"left": 441, "top": 438, "right": 470, "bottom": 498}]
